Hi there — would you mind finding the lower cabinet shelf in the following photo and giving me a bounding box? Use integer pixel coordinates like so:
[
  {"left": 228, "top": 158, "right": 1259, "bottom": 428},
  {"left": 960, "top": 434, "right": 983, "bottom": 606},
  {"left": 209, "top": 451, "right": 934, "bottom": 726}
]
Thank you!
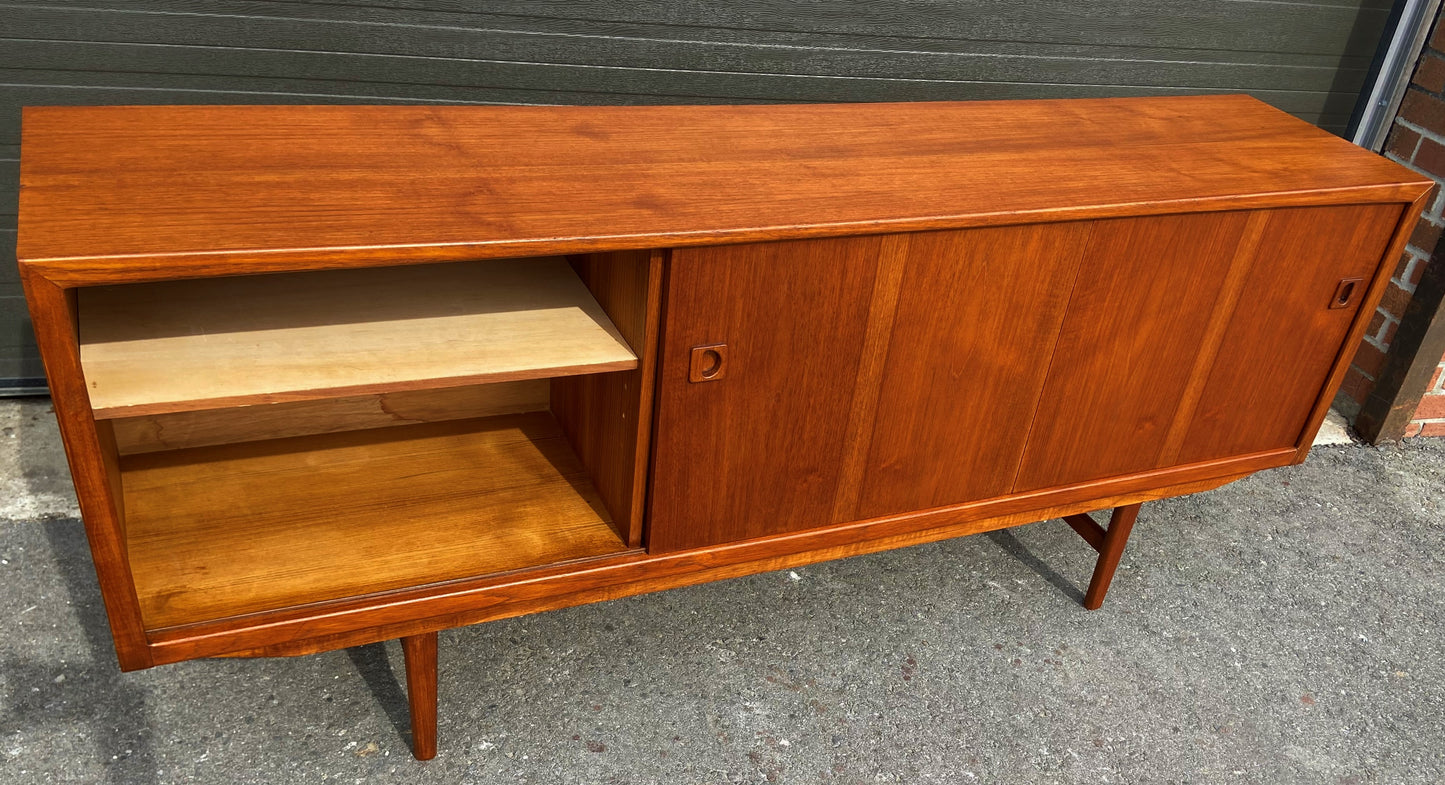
[{"left": 122, "top": 411, "right": 631, "bottom": 630}]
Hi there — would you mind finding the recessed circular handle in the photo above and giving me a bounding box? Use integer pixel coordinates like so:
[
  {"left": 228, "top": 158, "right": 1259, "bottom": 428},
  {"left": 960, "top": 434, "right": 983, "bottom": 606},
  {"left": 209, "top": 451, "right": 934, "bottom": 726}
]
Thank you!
[
  {"left": 1329, "top": 277, "right": 1364, "bottom": 310},
  {"left": 689, "top": 344, "right": 729, "bottom": 383},
  {"left": 699, "top": 349, "right": 722, "bottom": 378}
]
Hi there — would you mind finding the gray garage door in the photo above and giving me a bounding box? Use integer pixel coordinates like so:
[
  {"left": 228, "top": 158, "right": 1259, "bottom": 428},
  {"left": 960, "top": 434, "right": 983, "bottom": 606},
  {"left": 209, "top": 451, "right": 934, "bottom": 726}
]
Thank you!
[{"left": 0, "top": 0, "right": 1399, "bottom": 391}]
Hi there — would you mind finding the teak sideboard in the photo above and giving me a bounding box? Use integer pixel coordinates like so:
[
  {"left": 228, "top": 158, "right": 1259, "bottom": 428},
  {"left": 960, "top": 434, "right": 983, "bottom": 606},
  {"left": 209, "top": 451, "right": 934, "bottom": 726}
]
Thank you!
[{"left": 17, "top": 97, "right": 1431, "bottom": 759}]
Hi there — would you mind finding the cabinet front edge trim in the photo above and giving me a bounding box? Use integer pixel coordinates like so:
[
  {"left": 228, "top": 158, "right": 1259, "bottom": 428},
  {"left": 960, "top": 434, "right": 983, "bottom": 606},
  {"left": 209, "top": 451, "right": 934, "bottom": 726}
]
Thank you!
[{"left": 20, "top": 187, "right": 1431, "bottom": 287}]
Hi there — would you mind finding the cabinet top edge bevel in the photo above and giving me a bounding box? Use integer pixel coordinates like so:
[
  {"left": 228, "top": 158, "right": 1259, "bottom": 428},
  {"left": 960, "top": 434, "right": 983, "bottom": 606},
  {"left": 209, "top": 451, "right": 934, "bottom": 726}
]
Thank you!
[{"left": 17, "top": 95, "right": 1433, "bottom": 284}]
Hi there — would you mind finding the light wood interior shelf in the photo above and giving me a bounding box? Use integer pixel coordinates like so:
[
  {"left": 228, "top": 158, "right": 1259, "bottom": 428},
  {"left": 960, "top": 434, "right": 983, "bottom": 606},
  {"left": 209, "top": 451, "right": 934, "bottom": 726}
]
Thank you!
[
  {"left": 122, "top": 412, "right": 631, "bottom": 630},
  {"left": 79, "top": 257, "right": 638, "bottom": 418}
]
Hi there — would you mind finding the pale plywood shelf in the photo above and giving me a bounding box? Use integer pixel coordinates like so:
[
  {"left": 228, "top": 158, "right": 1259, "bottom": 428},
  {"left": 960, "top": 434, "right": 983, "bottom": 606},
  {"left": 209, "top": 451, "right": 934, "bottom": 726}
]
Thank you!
[
  {"left": 122, "top": 412, "right": 631, "bottom": 630},
  {"left": 79, "top": 257, "right": 638, "bottom": 418}
]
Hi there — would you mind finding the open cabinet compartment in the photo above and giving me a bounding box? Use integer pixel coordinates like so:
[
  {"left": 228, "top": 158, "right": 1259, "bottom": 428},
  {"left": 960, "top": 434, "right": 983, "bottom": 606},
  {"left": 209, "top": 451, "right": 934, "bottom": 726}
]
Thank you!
[
  {"left": 78, "top": 252, "right": 661, "bottom": 633},
  {"left": 78, "top": 256, "right": 640, "bottom": 417}
]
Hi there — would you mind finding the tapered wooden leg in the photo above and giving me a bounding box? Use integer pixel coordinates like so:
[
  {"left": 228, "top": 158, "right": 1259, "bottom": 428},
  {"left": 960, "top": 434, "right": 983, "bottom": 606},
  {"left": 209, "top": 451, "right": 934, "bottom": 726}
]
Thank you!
[
  {"left": 1063, "top": 502, "right": 1142, "bottom": 610},
  {"left": 401, "top": 632, "right": 438, "bottom": 760}
]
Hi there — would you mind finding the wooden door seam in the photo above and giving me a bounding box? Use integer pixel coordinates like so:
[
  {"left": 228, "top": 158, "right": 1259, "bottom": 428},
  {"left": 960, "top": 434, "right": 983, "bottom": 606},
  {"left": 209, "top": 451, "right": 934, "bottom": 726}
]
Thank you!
[
  {"left": 830, "top": 234, "right": 912, "bottom": 523},
  {"left": 1006, "top": 221, "right": 1098, "bottom": 493},
  {"left": 1155, "top": 210, "right": 1272, "bottom": 467}
]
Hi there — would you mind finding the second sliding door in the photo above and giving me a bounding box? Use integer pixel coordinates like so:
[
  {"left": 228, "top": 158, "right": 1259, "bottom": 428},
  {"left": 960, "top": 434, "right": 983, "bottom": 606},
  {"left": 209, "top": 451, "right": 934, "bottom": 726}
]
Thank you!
[
  {"left": 1012, "top": 211, "right": 1252, "bottom": 491},
  {"left": 648, "top": 224, "right": 1089, "bottom": 552},
  {"left": 848, "top": 224, "right": 1090, "bottom": 520},
  {"left": 1013, "top": 204, "right": 1399, "bottom": 491}
]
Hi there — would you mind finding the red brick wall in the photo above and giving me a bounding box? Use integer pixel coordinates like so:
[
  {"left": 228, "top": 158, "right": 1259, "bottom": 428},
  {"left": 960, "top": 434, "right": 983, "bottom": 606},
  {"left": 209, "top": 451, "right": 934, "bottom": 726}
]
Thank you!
[
  {"left": 1338, "top": 14, "right": 1445, "bottom": 438},
  {"left": 1415, "top": 364, "right": 1445, "bottom": 436}
]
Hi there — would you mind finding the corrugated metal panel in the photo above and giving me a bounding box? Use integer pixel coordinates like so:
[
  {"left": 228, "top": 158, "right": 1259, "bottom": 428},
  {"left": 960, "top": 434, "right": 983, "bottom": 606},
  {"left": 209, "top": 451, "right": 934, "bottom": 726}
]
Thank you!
[{"left": 0, "top": 0, "right": 1397, "bottom": 389}]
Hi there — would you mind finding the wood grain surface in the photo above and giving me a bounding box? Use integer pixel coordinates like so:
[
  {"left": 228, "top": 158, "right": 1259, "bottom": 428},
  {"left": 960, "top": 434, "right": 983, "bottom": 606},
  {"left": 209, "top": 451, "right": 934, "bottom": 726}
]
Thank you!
[
  {"left": 18, "top": 98, "right": 1431, "bottom": 285},
  {"left": 123, "top": 413, "right": 630, "bottom": 629},
  {"left": 855, "top": 223, "right": 1091, "bottom": 518},
  {"left": 1013, "top": 211, "right": 1251, "bottom": 491},
  {"left": 401, "top": 632, "right": 438, "bottom": 761},
  {"left": 828, "top": 234, "right": 912, "bottom": 524},
  {"left": 1080, "top": 503, "right": 1142, "bottom": 610},
  {"left": 111, "top": 380, "right": 550, "bottom": 454},
  {"left": 78, "top": 257, "right": 636, "bottom": 417},
  {"left": 1295, "top": 191, "right": 1431, "bottom": 456},
  {"left": 1179, "top": 204, "right": 1403, "bottom": 461},
  {"left": 1154, "top": 212, "right": 1274, "bottom": 467},
  {"left": 17, "top": 268, "right": 152, "bottom": 669},
  {"left": 552, "top": 250, "right": 664, "bottom": 546},
  {"left": 145, "top": 450, "right": 1289, "bottom": 665},
  {"left": 648, "top": 235, "right": 882, "bottom": 552}
]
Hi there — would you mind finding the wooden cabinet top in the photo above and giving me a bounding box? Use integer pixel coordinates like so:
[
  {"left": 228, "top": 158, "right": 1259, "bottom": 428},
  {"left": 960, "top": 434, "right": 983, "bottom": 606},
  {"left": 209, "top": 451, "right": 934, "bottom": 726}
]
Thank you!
[{"left": 18, "top": 95, "right": 1432, "bottom": 284}]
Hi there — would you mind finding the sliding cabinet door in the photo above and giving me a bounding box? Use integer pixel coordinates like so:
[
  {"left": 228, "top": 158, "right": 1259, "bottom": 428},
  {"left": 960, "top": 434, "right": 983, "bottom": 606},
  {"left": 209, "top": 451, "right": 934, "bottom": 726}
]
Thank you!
[
  {"left": 647, "top": 236, "right": 883, "bottom": 553},
  {"left": 650, "top": 223, "right": 1091, "bottom": 552},
  {"left": 1013, "top": 211, "right": 1252, "bottom": 491},
  {"left": 1176, "top": 204, "right": 1401, "bottom": 462}
]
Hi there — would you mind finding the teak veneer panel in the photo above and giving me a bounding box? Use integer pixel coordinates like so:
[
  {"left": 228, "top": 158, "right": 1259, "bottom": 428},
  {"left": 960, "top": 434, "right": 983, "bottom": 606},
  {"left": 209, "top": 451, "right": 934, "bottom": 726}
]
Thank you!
[
  {"left": 551, "top": 250, "right": 664, "bottom": 547},
  {"left": 79, "top": 258, "right": 637, "bottom": 418},
  {"left": 1013, "top": 212, "right": 1251, "bottom": 491},
  {"left": 649, "top": 236, "right": 882, "bottom": 553},
  {"left": 148, "top": 454, "right": 1287, "bottom": 665},
  {"left": 17, "top": 97, "right": 1432, "bottom": 285},
  {"left": 123, "top": 413, "right": 629, "bottom": 629},
  {"left": 855, "top": 223, "right": 1091, "bottom": 519},
  {"left": 18, "top": 269, "right": 152, "bottom": 670},
  {"left": 1179, "top": 203, "right": 1404, "bottom": 462}
]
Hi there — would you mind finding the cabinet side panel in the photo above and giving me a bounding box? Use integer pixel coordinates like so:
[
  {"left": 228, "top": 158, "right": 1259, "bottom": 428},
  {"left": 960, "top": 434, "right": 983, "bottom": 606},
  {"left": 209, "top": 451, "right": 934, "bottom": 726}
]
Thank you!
[
  {"left": 1178, "top": 204, "right": 1403, "bottom": 462},
  {"left": 553, "top": 249, "right": 662, "bottom": 546},
  {"left": 648, "top": 237, "right": 882, "bottom": 553},
  {"left": 18, "top": 269, "right": 152, "bottom": 669},
  {"left": 1013, "top": 211, "right": 1250, "bottom": 491},
  {"left": 855, "top": 222, "right": 1091, "bottom": 519}
]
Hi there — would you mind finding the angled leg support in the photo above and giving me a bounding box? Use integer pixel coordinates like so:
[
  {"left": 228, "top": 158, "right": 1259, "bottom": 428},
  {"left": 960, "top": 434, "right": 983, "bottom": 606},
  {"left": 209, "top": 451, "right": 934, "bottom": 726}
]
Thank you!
[
  {"left": 1063, "top": 502, "right": 1142, "bottom": 610},
  {"left": 401, "top": 632, "right": 438, "bottom": 760}
]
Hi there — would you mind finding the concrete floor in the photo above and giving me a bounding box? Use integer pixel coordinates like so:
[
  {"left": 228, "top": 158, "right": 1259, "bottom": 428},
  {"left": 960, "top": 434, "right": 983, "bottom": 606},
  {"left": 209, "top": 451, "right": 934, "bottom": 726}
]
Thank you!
[{"left": 1, "top": 397, "right": 1442, "bottom": 784}]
